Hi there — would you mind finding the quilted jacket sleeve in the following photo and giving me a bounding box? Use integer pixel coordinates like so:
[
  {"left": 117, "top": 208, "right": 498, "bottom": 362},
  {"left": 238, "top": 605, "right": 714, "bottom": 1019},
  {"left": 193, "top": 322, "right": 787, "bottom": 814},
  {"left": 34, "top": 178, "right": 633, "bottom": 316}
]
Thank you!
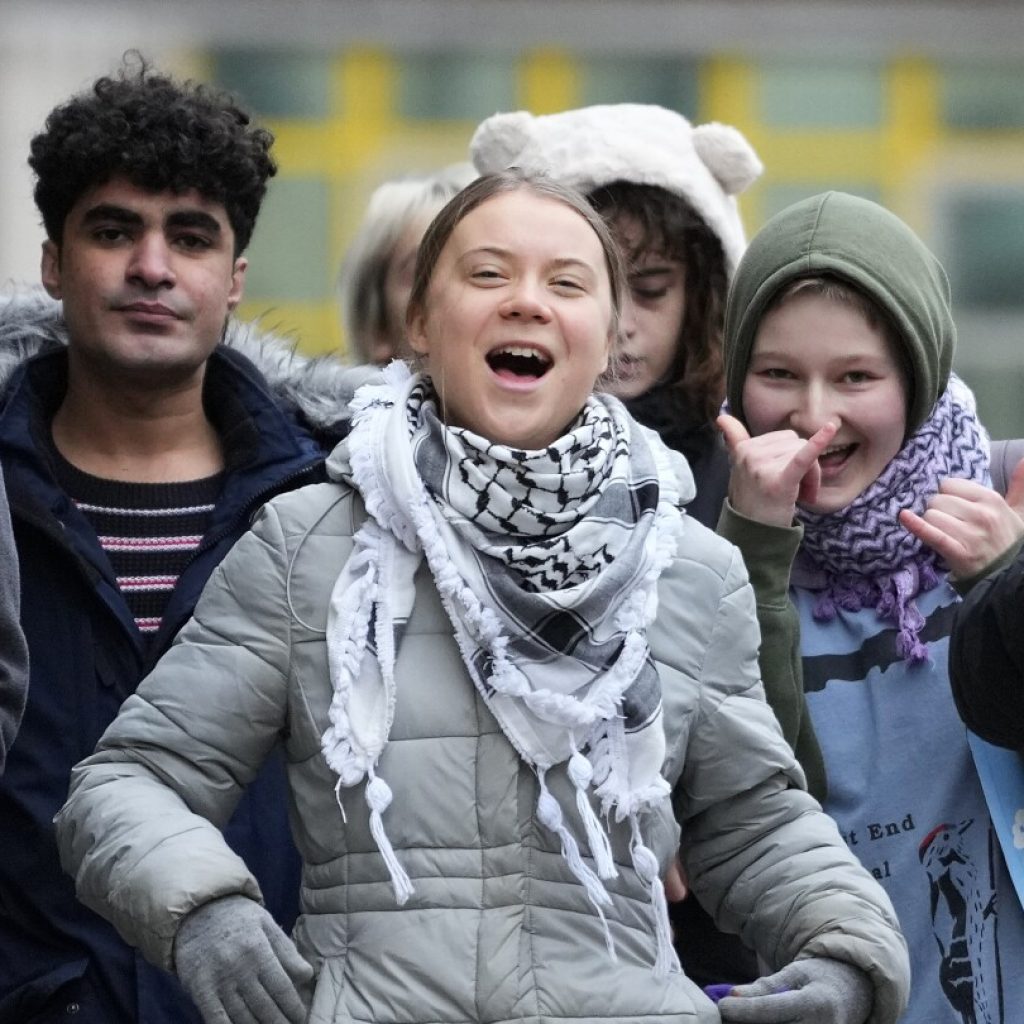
[
  {"left": 55, "top": 501, "right": 296, "bottom": 970},
  {"left": 673, "top": 543, "right": 910, "bottom": 1024},
  {"left": 950, "top": 548, "right": 1024, "bottom": 749}
]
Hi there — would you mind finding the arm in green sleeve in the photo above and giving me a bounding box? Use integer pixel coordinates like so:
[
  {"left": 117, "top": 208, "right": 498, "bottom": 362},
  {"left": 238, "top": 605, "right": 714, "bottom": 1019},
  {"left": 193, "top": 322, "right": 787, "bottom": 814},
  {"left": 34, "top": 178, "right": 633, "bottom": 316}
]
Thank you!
[{"left": 717, "top": 500, "right": 827, "bottom": 801}]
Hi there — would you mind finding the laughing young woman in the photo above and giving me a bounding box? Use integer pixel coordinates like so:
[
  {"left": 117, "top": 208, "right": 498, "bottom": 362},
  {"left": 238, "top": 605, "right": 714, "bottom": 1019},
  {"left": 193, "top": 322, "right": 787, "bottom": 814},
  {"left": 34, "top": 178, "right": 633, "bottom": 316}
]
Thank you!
[
  {"left": 56, "top": 171, "right": 907, "bottom": 1024},
  {"left": 717, "top": 191, "right": 1024, "bottom": 1024}
]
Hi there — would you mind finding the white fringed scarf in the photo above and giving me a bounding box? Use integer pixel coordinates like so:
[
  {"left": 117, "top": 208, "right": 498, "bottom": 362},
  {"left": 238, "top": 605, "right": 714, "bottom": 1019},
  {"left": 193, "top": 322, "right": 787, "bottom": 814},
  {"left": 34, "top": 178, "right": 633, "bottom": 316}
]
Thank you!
[{"left": 322, "top": 362, "right": 688, "bottom": 973}]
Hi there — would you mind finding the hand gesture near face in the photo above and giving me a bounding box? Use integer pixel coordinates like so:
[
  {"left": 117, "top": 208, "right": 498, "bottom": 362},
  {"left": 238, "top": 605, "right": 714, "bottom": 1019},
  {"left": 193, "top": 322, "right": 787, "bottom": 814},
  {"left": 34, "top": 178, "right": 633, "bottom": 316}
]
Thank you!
[
  {"left": 717, "top": 415, "right": 839, "bottom": 528},
  {"left": 899, "top": 457, "right": 1024, "bottom": 580}
]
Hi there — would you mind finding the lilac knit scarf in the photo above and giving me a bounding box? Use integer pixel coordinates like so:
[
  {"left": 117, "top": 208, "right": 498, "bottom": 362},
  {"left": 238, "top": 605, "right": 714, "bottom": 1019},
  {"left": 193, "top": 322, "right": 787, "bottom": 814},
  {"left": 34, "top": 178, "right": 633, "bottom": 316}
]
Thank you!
[{"left": 796, "top": 374, "right": 989, "bottom": 663}]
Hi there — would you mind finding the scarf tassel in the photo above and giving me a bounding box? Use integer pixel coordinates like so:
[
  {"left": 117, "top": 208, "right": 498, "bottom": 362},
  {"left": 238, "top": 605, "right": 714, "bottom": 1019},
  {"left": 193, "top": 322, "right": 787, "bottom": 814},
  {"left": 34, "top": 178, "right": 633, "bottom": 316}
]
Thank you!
[
  {"left": 568, "top": 751, "right": 618, "bottom": 880},
  {"left": 536, "top": 770, "right": 617, "bottom": 963},
  {"left": 589, "top": 721, "right": 630, "bottom": 823},
  {"left": 366, "top": 772, "right": 414, "bottom": 905},
  {"left": 811, "top": 561, "right": 936, "bottom": 666},
  {"left": 630, "top": 818, "right": 679, "bottom": 978},
  {"left": 891, "top": 566, "right": 930, "bottom": 665},
  {"left": 322, "top": 537, "right": 380, "bottom": 784}
]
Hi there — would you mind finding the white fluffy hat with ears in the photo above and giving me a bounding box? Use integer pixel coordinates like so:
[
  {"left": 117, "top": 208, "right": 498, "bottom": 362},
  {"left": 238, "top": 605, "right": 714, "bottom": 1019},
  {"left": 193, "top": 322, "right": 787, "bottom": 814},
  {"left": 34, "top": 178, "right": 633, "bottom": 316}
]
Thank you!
[{"left": 470, "top": 103, "right": 763, "bottom": 274}]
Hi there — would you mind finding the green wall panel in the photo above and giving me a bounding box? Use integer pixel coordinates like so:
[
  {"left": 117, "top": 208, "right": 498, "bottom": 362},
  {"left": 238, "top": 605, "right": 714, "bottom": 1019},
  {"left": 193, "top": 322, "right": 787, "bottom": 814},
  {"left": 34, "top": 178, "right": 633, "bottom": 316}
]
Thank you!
[
  {"left": 946, "top": 191, "right": 1024, "bottom": 309},
  {"left": 244, "top": 177, "right": 331, "bottom": 302},
  {"left": 213, "top": 50, "right": 332, "bottom": 118},
  {"left": 580, "top": 56, "right": 699, "bottom": 113},
  {"left": 760, "top": 61, "right": 883, "bottom": 128},
  {"left": 399, "top": 52, "right": 516, "bottom": 120},
  {"left": 761, "top": 182, "right": 881, "bottom": 223},
  {"left": 944, "top": 63, "right": 1024, "bottom": 130}
]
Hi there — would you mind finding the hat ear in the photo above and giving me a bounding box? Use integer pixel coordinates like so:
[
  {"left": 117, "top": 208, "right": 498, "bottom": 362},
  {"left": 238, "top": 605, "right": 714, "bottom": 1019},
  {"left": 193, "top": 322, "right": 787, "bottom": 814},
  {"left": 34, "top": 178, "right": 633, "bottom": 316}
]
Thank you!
[
  {"left": 692, "top": 122, "right": 763, "bottom": 196},
  {"left": 470, "top": 111, "right": 534, "bottom": 173}
]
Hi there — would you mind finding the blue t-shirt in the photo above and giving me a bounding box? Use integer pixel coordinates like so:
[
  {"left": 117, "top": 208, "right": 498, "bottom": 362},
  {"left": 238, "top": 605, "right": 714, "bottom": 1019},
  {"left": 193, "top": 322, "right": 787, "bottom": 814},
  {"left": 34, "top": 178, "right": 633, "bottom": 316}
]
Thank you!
[{"left": 796, "top": 580, "right": 1024, "bottom": 1024}]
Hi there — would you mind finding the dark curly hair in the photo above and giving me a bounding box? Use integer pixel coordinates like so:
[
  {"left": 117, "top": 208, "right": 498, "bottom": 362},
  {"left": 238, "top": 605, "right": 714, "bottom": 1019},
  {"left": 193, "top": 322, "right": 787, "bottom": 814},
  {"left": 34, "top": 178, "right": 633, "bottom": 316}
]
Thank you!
[
  {"left": 589, "top": 182, "right": 729, "bottom": 423},
  {"left": 29, "top": 54, "right": 276, "bottom": 255}
]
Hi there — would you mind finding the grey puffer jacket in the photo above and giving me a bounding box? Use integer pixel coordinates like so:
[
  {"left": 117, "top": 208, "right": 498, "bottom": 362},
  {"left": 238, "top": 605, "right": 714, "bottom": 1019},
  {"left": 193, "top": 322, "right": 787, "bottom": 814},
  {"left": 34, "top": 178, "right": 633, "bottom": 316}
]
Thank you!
[{"left": 56, "top": 462, "right": 910, "bottom": 1024}]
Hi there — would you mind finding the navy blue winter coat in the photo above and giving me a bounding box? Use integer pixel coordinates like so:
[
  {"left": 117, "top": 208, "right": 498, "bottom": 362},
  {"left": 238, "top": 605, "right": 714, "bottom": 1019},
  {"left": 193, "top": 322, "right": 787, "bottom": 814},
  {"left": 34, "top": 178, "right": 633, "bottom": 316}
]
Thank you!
[{"left": 0, "top": 292, "right": 372, "bottom": 1024}]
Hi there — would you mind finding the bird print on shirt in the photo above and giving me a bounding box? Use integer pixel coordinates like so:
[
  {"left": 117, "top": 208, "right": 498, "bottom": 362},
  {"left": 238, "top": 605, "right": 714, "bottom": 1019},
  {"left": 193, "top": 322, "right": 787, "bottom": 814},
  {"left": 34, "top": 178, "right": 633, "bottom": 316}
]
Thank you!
[{"left": 919, "top": 819, "right": 1003, "bottom": 1024}]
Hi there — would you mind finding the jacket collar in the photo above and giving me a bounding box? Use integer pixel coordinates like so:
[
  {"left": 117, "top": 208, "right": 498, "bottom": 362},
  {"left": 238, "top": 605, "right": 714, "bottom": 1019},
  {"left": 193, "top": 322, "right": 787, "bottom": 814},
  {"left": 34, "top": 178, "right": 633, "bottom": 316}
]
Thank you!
[
  {"left": 0, "top": 343, "right": 326, "bottom": 528},
  {"left": 0, "top": 343, "right": 327, "bottom": 659}
]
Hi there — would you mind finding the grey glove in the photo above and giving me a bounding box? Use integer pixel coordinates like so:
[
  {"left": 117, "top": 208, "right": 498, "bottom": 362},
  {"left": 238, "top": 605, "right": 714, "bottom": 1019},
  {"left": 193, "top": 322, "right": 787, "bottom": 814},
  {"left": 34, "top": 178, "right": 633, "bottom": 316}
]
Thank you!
[
  {"left": 174, "top": 894, "right": 314, "bottom": 1024},
  {"left": 717, "top": 957, "right": 873, "bottom": 1024}
]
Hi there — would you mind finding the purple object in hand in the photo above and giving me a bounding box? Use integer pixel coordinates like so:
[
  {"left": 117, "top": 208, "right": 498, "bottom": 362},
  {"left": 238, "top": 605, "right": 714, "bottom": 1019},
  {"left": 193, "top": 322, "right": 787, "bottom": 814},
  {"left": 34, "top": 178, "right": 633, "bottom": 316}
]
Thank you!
[
  {"left": 703, "top": 984, "right": 734, "bottom": 1003},
  {"left": 704, "top": 982, "right": 792, "bottom": 1004}
]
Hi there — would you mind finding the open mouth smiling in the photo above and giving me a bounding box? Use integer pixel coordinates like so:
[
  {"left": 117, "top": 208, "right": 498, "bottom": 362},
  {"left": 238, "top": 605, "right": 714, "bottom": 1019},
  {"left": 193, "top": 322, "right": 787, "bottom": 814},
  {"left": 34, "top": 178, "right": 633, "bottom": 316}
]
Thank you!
[
  {"left": 486, "top": 344, "right": 553, "bottom": 382},
  {"left": 818, "top": 442, "right": 857, "bottom": 471}
]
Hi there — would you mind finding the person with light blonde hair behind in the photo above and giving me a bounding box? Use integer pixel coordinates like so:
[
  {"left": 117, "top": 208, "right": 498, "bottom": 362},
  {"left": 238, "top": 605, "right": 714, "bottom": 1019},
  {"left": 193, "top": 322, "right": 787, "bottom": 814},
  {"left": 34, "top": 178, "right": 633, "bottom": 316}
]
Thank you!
[{"left": 338, "top": 163, "right": 476, "bottom": 364}]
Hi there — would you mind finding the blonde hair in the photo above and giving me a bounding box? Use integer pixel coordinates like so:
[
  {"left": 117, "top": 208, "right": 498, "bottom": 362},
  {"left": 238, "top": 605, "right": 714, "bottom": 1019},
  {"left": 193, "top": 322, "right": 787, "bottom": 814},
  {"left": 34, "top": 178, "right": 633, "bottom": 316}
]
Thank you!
[{"left": 338, "top": 163, "right": 476, "bottom": 362}]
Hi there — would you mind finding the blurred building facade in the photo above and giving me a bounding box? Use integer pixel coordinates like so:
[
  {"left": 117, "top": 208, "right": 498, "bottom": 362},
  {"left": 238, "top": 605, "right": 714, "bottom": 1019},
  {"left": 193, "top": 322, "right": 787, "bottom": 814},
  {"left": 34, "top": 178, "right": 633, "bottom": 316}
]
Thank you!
[{"left": 5, "top": 0, "right": 1024, "bottom": 434}]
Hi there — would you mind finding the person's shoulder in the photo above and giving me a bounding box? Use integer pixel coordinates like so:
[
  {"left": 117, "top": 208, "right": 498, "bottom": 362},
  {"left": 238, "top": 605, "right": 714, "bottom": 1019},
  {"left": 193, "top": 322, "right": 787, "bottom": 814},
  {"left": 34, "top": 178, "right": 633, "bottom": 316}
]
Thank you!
[
  {"left": 221, "top": 318, "right": 383, "bottom": 440},
  {"left": 671, "top": 512, "right": 745, "bottom": 585},
  {"left": 989, "top": 438, "right": 1024, "bottom": 496},
  {"left": 0, "top": 284, "right": 66, "bottom": 390},
  {"left": 652, "top": 513, "right": 762, "bottom": 711}
]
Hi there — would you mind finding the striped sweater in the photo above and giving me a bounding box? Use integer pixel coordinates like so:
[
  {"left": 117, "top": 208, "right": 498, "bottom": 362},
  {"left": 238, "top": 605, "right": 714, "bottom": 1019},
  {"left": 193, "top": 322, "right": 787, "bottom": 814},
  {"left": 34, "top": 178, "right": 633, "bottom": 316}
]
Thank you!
[{"left": 53, "top": 450, "right": 222, "bottom": 640}]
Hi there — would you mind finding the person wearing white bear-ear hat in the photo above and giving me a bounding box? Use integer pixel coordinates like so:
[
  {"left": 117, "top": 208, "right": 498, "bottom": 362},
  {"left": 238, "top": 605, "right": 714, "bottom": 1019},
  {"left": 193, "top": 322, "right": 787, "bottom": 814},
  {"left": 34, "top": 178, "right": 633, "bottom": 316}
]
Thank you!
[
  {"left": 470, "top": 104, "right": 760, "bottom": 533},
  {"left": 471, "top": 104, "right": 822, "bottom": 993}
]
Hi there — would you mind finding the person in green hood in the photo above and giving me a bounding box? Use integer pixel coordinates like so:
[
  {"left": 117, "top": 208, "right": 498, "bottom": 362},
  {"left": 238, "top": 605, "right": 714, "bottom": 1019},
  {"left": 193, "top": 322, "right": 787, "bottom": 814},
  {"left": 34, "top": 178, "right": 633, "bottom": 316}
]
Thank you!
[{"left": 717, "top": 190, "right": 1024, "bottom": 1024}]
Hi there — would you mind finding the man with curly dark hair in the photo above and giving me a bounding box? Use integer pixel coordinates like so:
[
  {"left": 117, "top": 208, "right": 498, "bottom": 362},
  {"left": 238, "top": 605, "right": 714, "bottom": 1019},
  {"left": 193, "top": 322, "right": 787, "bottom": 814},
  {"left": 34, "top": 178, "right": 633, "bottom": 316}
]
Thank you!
[
  {"left": 0, "top": 56, "right": 370, "bottom": 1024},
  {"left": 29, "top": 55, "right": 275, "bottom": 259}
]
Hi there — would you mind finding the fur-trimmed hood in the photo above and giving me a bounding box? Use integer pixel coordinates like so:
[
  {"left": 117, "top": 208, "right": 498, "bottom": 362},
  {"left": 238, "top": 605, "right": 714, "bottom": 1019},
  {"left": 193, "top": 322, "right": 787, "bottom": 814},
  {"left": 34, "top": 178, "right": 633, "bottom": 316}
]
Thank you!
[{"left": 0, "top": 284, "right": 380, "bottom": 432}]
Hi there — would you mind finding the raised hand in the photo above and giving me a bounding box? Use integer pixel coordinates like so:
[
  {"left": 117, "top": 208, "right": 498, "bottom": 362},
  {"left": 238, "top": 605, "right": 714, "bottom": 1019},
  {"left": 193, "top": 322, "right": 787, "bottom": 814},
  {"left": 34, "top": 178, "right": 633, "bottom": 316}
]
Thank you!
[
  {"left": 717, "top": 415, "right": 838, "bottom": 528},
  {"left": 899, "top": 456, "right": 1024, "bottom": 580}
]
